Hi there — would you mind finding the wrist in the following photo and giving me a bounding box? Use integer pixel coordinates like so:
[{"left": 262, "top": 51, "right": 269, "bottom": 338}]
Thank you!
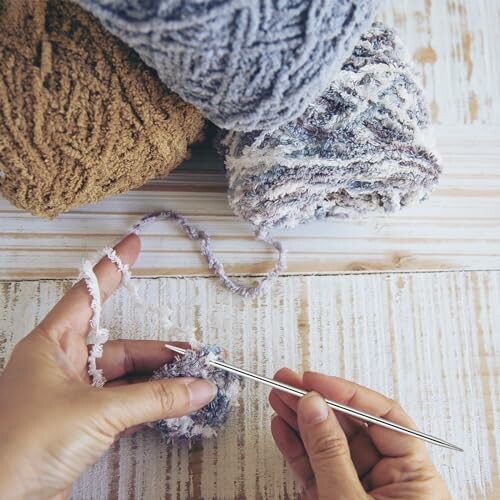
[
  {"left": 0, "top": 434, "right": 34, "bottom": 499},
  {"left": 0, "top": 464, "right": 26, "bottom": 499}
]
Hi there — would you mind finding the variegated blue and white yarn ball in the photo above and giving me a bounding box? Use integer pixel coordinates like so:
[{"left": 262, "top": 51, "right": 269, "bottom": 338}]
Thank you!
[{"left": 220, "top": 24, "right": 442, "bottom": 229}]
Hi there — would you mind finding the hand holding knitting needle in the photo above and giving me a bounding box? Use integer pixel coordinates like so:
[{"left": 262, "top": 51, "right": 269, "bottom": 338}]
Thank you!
[
  {"left": 270, "top": 368, "right": 451, "bottom": 500},
  {"left": 0, "top": 235, "right": 217, "bottom": 500}
]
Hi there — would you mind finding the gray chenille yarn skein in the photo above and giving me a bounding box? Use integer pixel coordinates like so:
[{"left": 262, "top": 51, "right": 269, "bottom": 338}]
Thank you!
[
  {"left": 74, "top": 0, "right": 382, "bottom": 131},
  {"left": 220, "top": 24, "right": 442, "bottom": 228}
]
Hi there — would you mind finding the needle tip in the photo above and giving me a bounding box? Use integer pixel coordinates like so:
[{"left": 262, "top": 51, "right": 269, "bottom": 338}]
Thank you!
[{"left": 164, "top": 344, "right": 186, "bottom": 355}]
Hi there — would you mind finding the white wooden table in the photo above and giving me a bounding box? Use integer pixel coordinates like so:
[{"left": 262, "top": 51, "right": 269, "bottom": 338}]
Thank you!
[{"left": 0, "top": 1, "right": 499, "bottom": 498}]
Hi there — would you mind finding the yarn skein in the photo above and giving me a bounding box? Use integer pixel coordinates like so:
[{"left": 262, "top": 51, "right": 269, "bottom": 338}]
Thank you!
[
  {"left": 75, "top": 0, "right": 382, "bottom": 131},
  {"left": 220, "top": 24, "right": 442, "bottom": 228},
  {"left": 0, "top": 0, "right": 205, "bottom": 218}
]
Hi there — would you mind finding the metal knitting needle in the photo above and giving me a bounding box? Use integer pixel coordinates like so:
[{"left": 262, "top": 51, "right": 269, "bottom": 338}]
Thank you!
[{"left": 165, "top": 344, "right": 463, "bottom": 452}]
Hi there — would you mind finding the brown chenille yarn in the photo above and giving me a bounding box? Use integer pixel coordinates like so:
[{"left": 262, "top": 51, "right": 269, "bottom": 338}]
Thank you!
[{"left": 0, "top": 0, "right": 205, "bottom": 218}]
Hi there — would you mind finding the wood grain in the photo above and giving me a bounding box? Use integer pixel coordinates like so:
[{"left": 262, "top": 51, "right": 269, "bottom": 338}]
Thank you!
[
  {"left": 1, "top": 272, "right": 498, "bottom": 499},
  {"left": 1, "top": 126, "right": 498, "bottom": 279},
  {"left": 1, "top": 0, "right": 499, "bottom": 278},
  {"left": 380, "top": 0, "right": 500, "bottom": 126}
]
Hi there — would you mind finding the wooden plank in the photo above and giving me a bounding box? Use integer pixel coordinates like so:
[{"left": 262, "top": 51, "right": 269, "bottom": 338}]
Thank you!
[
  {"left": 0, "top": 126, "right": 498, "bottom": 279},
  {"left": 1, "top": 0, "right": 498, "bottom": 277},
  {"left": 1, "top": 271, "right": 498, "bottom": 498},
  {"left": 380, "top": 0, "right": 500, "bottom": 125}
]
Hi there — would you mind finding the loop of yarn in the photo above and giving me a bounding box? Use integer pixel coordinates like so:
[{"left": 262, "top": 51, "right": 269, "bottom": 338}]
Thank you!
[
  {"left": 80, "top": 260, "right": 108, "bottom": 388},
  {"left": 129, "top": 210, "right": 287, "bottom": 298},
  {"left": 220, "top": 24, "right": 442, "bottom": 228},
  {"left": 81, "top": 234, "right": 240, "bottom": 441},
  {"left": 75, "top": 0, "right": 382, "bottom": 131},
  {"left": 82, "top": 209, "right": 287, "bottom": 387}
]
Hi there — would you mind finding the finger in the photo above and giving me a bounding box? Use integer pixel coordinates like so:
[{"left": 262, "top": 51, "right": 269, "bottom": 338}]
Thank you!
[
  {"left": 271, "top": 415, "right": 317, "bottom": 497},
  {"left": 273, "top": 367, "right": 303, "bottom": 412},
  {"left": 274, "top": 370, "right": 382, "bottom": 477},
  {"left": 348, "top": 429, "right": 382, "bottom": 478},
  {"left": 100, "top": 377, "right": 217, "bottom": 430},
  {"left": 274, "top": 368, "right": 364, "bottom": 439},
  {"left": 297, "top": 392, "right": 366, "bottom": 498},
  {"left": 96, "top": 340, "right": 191, "bottom": 381},
  {"left": 40, "top": 234, "right": 141, "bottom": 339},
  {"left": 104, "top": 375, "right": 150, "bottom": 387},
  {"left": 362, "top": 454, "right": 438, "bottom": 492},
  {"left": 302, "top": 372, "right": 426, "bottom": 457},
  {"left": 269, "top": 390, "right": 298, "bottom": 431}
]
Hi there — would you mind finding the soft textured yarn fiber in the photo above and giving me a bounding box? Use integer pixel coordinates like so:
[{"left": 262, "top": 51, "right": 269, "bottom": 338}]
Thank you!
[
  {"left": 0, "top": 0, "right": 205, "bottom": 218},
  {"left": 75, "top": 0, "right": 382, "bottom": 131},
  {"left": 152, "top": 344, "right": 240, "bottom": 442},
  {"left": 220, "top": 24, "right": 442, "bottom": 228},
  {"left": 79, "top": 243, "right": 239, "bottom": 437}
]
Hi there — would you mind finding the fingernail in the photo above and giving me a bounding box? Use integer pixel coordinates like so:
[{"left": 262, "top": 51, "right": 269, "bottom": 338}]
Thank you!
[
  {"left": 301, "top": 392, "right": 329, "bottom": 424},
  {"left": 187, "top": 379, "right": 217, "bottom": 407}
]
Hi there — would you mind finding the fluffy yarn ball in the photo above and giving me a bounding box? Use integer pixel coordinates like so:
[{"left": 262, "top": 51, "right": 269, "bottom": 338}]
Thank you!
[
  {"left": 75, "top": 0, "right": 382, "bottom": 131},
  {"left": 0, "top": 0, "right": 205, "bottom": 218},
  {"left": 151, "top": 344, "right": 240, "bottom": 442},
  {"left": 220, "top": 24, "right": 442, "bottom": 228}
]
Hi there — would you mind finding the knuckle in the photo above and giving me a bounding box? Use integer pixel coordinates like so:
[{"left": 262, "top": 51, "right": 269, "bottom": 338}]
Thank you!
[
  {"left": 122, "top": 343, "right": 137, "bottom": 374},
  {"left": 388, "top": 397, "right": 401, "bottom": 410},
  {"left": 151, "top": 382, "right": 176, "bottom": 414},
  {"left": 309, "top": 432, "right": 349, "bottom": 461}
]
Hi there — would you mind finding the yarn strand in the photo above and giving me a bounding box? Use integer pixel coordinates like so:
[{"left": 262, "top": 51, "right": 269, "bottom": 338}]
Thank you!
[
  {"left": 82, "top": 209, "right": 285, "bottom": 386},
  {"left": 129, "top": 210, "right": 287, "bottom": 298},
  {"left": 80, "top": 261, "right": 108, "bottom": 388}
]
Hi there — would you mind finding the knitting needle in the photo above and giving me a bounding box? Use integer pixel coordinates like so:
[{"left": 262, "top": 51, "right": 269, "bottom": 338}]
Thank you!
[{"left": 164, "top": 344, "right": 463, "bottom": 452}]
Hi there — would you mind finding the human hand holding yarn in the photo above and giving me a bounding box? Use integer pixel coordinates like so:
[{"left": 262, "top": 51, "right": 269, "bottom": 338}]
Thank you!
[
  {"left": 0, "top": 235, "right": 217, "bottom": 500},
  {"left": 269, "top": 369, "right": 450, "bottom": 500}
]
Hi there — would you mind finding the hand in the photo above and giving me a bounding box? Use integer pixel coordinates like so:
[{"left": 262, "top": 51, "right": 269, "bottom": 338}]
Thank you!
[
  {"left": 0, "top": 235, "right": 217, "bottom": 500},
  {"left": 269, "top": 369, "right": 450, "bottom": 500}
]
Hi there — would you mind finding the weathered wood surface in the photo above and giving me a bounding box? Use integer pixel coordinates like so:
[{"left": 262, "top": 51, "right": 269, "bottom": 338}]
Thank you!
[
  {"left": 0, "top": 1, "right": 499, "bottom": 498},
  {"left": 379, "top": 0, "right": 500, "bottom": 126},
  {"left": 1, "top": 272, "right": 498, "bottom": 499},
  {"left": 0, "top": 0, "right": 499, "bottom": 279},
  {"left": 1, "top": 126, "right": 499, "bottom": 279}
]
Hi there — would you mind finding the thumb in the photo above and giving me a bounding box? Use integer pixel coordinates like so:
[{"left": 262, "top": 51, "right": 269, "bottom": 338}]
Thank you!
[
  {"left": 101, "top": 377, "right": 217, "bottom": 430},
  {"left": 297, "top": 392, "right": 366, "bottom": 499}
]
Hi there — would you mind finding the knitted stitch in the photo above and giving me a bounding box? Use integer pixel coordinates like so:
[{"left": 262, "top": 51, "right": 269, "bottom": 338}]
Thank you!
[
  {"left": 152, "top": 344, "right": 240, "bottom": 442},
  {"left": 220, "top": 24, "right": 442, "bottom": 228},
  {"left": 75, "top": 0, "right": 382, "bottom": 131}
]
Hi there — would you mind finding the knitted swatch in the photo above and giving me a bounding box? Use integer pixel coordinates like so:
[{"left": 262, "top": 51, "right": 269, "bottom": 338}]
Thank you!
[
  {"left": 75, "top": 0, "right": 382, "bottom": 131},
  {"left": 152, "top": 344, "right": 240, "bottom": 442},
  {"left": 0, "top": 0, "right": 205, "bottom": 218},
  {"left": 220, "top": 24, "right": 442, "bottom": 228}
]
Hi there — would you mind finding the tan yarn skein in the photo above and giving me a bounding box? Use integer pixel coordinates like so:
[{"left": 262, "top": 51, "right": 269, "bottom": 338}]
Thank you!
[{"left": 0, "top": 0, "right": 205, "bottom": 218}]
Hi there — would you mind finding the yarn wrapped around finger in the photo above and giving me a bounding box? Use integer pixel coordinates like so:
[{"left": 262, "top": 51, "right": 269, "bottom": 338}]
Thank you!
[
  {"left": 80, "top": 243, "right": 240, "bottom": 442},
  {"left": 220, "top": 24, "right": 442, "bottom": 229},
  {"left": 75, "top": 0, "right": 382, "bottom": 131}
]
